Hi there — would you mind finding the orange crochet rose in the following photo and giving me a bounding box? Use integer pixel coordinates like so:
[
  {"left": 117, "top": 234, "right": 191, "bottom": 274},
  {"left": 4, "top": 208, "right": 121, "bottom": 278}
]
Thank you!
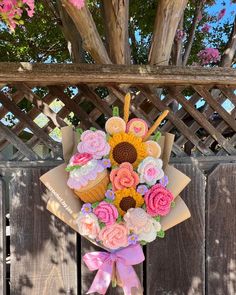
[{"left": 110, "top": 162, "right": 139, "bottom": 191}]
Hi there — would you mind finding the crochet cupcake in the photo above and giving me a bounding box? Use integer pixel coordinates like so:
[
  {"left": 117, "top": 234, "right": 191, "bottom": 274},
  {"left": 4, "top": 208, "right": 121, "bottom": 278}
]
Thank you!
[
  {"left": 67, "top": 154, "right": 109, "bottom": 203},
  {"left": 67, "top": 130, "right": 110, "bottom": 203}
]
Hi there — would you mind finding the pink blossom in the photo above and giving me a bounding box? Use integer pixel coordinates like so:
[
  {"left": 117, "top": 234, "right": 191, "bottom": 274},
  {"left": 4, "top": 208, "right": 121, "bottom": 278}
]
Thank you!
[
  {"left": 201, "top": 23, "right": 211, "bottom": 33},
  {"left": 217, "top": 8, "right": 226, "bottom": 21},
  {"left": 68, "top": 0, "right": 85, "bottom": 9},
  {"left": 175, "top": 29, "right": 185, "bottom": 41},
  {"left": 0, "top": 0, "right": 34, "bottom": 30},
  {"left": 197, "top": 11, "right": 203, "bottom": 22},
  {"left": 197, "top": 48, "right": 221, "bottom": 65}
]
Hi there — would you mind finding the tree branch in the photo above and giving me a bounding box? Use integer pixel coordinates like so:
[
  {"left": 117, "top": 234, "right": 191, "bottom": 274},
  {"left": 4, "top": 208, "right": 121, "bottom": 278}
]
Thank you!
[
  {"left": 220, "top": 16, "right": 236, "bottom": 67},
  {"left": 148, "top": 0, "right": 188, "bottom": 65},
  {"left": 56, "top": 0, "right": 83, "bottom": 63},
  {"left": 102, "top": 0, "right": 130, "bottom": 64},
  {"left": 182, "top": 3, "right": 203, "bottom": 66},
  {"left": 61, "top": 0, "right": 111, "bottom": 64}
]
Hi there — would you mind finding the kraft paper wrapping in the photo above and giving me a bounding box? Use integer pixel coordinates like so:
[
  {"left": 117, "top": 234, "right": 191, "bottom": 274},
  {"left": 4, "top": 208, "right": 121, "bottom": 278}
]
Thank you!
[{"left": 40, "top": 126, "right": 191, "bottom": 234}]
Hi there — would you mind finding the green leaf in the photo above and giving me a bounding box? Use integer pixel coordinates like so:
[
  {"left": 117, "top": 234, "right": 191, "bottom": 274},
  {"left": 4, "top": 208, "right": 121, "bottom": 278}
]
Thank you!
[
  {"left": 104, "top": 198, "right": 113, "bottom": 203},
  {"left": 154, "top": 215, "right": 161, "bottom": 222},
  {"left": 107, "top": 183, "right": 113, "bottom": 190},
  {"left": 92, "top": 202, "right": 99, "bottom": 209},
  {"left": 90, "top": 127, "right": 97, "bottom": 131},
  {"left": 65, "top": 165, "right": 81, "bottom": 172},
  {"left": 99, "top": 222, "right": 106, "bottom": 229},
  {"left": 117, "top": 216, "right": 123, "bottom": 223},
  {"left": 153, "top": 131, "right": 162, "bottom": 142},
  {"left": 171, "top": 201, "right": 175, "bottom": 208},
  {"left": 76, "top": 128, "right": 83, "bottom": 135},
  {"left": 140, "top": 240, "right": 147, "bottom": 246},
  {"left": 112, "top": 106, "right": 119, "bottom": 117},
  {"left": 142, "top": 204, "right": 146, "bottom": 210},
  {"left": 157, "top": 230, "right": 165, "bottom": 238}
]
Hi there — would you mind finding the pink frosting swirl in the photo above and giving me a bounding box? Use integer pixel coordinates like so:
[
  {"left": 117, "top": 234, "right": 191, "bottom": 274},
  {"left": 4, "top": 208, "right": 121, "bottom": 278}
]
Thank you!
[
  {"left": 78, "top": 130, "right": 110, "bottom": 159},
  {"left": 144, "top": 184, "right": 174, "bottom": 216},
  {"left": 93, "top": 201, "right": 118, "bottom": 225},
  {"left": 110, "top": 162, "right": 139, "bottom": 191},
  {"left": 98, "top": 223, "right": 129, "bottom": 250},
  {"left": 70, "top": 153, "right": 92, "bottom": 166}
]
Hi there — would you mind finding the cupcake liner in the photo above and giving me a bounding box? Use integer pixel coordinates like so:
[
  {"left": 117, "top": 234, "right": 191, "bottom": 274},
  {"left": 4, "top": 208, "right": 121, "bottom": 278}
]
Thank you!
[{"left": 74, "top": 170, "right": 109, "bottom": 203}]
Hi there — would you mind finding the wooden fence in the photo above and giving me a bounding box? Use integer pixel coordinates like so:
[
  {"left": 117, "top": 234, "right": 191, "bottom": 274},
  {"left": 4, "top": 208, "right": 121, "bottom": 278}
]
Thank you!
[
  {"left": 0, "top": 64, "right": 235, "bottom": 294},
  {"left": 0, "top": 160, "right": 235, "bottom": 295}
]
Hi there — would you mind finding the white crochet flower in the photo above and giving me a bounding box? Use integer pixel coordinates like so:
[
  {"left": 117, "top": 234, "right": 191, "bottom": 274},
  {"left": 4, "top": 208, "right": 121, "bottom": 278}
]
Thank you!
[{"left": 137, "top": 157, "right": 164, "bottom": 186}]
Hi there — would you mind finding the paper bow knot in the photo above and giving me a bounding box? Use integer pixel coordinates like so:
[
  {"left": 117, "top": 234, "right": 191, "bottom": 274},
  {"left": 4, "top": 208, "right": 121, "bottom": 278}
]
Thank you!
[{"left": 83, "top": 244, "right": 145, "bottom": 295}]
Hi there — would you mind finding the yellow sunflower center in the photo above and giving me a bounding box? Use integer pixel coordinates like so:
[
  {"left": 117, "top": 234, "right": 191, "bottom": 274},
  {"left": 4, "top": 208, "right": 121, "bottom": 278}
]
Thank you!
[{"left": 112, "top": 142, "right": 138, "bottom": 164}]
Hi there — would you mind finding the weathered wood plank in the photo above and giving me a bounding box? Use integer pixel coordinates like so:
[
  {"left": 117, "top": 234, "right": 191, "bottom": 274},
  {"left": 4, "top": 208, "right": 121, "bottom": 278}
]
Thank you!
[
  {"left": 9, "top": 168, "right": 77, "bottom": 295},
  {"left": 206, "top": 163, "right": 236, "bottom": 295},
  {"left": 146, "top": 164, "right": 205, "bottom": 294},
  {"left": 0, "top": 176, "right": 6, "bottom": 295},
  {"left": 1, "top": 63, "right": 236, "bottom": 85}
]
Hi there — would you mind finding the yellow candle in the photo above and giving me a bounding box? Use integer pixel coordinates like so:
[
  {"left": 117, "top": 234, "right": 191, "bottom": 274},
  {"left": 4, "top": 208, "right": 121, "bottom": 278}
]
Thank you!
[
  {"left": 143, "top": 110, "right": 169, "bottom": 141},
  {"left": 123, "top": 93, "right": 131, "bottom": 123}
]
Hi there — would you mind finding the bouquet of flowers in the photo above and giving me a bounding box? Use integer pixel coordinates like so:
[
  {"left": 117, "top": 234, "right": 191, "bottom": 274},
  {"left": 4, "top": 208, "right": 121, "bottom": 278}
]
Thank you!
[{"left": 40, "top": 93, "right": 191, "bottom": 295}]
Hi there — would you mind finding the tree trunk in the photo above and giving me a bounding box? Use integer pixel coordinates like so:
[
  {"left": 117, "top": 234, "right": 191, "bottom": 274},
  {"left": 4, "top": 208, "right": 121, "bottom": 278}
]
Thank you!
[
  {"left": 103, "top": 0, "right": 130, "bottom": 64},
  {"left": 62, "top": 0, "right": 111, "bottom": 64},
  {"left": 149, "top": 0, "right": 188, "bottom": 65}
]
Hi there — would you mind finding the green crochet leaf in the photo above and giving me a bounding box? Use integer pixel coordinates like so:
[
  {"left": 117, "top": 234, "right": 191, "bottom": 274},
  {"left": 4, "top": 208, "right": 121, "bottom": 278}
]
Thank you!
[
  {"left": 92, "top": 202, "right": 99, "bottom": 209},
  {"left": 90, "top": 127, "right": 97, "bottom": 131},
  {"left": 112, "top": 106, "right": 119, "bottom": 117},
  {"left": 154, "top": 215, "right": 161, "bottom": 222},
  {"left": 157, "top": 230, "right": 165, "bottom": 238},
  {"left": 65, "top": 165, "right": 81, "bottom": 172},
  {"left": 153, "top": 131, "right": 162, "bottom": 142}
]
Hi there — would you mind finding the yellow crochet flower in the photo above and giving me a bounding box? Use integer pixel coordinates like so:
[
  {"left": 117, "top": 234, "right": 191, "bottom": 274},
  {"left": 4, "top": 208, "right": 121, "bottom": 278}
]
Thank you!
[
  {"left": 113, "top": 188, "right": 144, "bottom": 216},
  {"left": 109, "top": 132, "right": 147, "bottom": 168}
]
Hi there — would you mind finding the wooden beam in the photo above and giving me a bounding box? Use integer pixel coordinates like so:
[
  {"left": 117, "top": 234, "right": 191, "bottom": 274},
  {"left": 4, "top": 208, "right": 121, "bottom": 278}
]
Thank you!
[{"left": 1, "top": 63, "right": 236, "bottom": 85}]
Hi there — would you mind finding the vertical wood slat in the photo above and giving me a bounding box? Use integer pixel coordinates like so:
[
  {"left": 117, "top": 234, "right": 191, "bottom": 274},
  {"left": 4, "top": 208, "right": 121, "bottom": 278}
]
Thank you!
[
  {"left": 9, "top": 168, "right": 77, "bottom": 295},
  {"left": 146, "top": 164, "right": 205, "bottom": 295},
  {"left": 206, "top": 163, "right": 236, "bottom": 295},
  {"left": 0, "top": 176, "right": 6, "bottom": 295}
]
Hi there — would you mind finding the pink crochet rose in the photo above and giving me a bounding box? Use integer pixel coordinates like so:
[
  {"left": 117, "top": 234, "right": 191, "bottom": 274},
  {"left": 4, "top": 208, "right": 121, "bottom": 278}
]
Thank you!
[
  {"left": 144, "top": 184, "right": 174, "bottom": 217},
  {"left": 70, "top": 153, "right": 92, "bottom": 166},
  {"left": 76, "top": 213, "right": 100, "bottom": 239},
  {"left": 78, "top": 130, "right": 110, "bottom": 159},
  {"left": 93, "top": 201, "right": 118, "bottom": 225},
  {"left": 110, "top": 162, "right": 139, "bottom": 191},
  {"left": 98, "top": 223, "right": 129, "bottom": 250}
]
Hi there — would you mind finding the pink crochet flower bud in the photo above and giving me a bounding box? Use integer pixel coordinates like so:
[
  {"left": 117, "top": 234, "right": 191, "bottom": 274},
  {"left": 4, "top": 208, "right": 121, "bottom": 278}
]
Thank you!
[
  {"left": 70, "top": 153, "right": 92, "bottom": 166},
  {"left": 93, "top": 201, "right": 118, "bottom": 225}
]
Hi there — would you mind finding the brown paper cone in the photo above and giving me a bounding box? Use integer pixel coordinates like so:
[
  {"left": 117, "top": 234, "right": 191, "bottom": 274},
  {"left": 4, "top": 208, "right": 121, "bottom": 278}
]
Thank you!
[
  {"left": 61, "top": 126, "right": 79, "bottom": 162},
  {"left": 162, "top": 133, "right": 175, "bottom": 168},
  {"left": 161, "top": 196, "right": 191, "bottom": 231},
  {"left": 40, "top": 163, "right": 81, "bottom": 219},
  {"left": 47, "top": 197, "right": 79, "bottom": 232},
  {"left": 164, "top": 164, "right": 191, "bottom": 198}
]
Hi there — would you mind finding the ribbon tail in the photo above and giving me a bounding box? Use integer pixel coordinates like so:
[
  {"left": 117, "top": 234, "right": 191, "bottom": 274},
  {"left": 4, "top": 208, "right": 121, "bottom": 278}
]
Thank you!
[
  {"left": 116, "top": 263, "right": 143, "bottom": 295},
  {"left": 87, "top": 262, "right": 113, "bottom": 295}
]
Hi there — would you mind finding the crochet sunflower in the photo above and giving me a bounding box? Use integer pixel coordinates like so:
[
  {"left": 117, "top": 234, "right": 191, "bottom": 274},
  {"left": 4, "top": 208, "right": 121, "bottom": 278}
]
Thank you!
[
  {"left": 109, "top": 132, "right": 147, "bottom": 168},
  {"left": 113, "top": 187, "right": 144, "bottom": 216}
]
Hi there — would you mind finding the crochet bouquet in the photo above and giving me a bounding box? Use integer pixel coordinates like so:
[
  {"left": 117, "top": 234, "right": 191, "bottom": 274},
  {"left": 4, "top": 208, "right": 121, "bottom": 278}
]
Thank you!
[{"left": 40, "top": 93, "right": 191, "bottom": 295}]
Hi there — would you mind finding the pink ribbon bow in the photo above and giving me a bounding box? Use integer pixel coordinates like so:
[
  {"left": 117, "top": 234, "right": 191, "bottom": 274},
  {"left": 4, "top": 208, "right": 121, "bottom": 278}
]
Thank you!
[{"left": 83, "top": 244, "right": 145, "bottom": 295}]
